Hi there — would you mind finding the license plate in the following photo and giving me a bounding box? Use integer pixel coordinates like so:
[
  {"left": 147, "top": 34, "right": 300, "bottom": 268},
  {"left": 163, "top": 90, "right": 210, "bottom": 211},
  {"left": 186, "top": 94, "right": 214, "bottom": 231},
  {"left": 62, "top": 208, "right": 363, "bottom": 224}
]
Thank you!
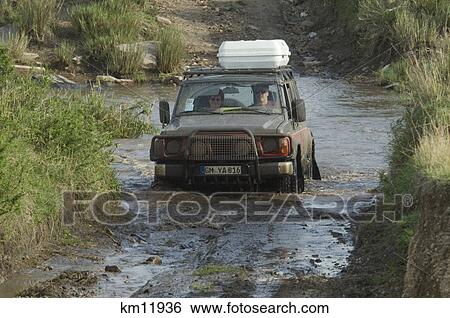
[{"left": 201, "top": 165, "right": 242, "bottom": 175}]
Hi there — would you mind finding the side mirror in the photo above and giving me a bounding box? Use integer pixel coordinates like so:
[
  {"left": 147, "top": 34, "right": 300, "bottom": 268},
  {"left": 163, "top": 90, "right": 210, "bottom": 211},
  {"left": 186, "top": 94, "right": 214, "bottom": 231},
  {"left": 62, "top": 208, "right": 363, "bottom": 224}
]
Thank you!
[
  {"left": 159, "top": 101, "right": 170, "bottom": 125},
  {"left": 292, "top": 99, "right": 306, "bottom": 122}
]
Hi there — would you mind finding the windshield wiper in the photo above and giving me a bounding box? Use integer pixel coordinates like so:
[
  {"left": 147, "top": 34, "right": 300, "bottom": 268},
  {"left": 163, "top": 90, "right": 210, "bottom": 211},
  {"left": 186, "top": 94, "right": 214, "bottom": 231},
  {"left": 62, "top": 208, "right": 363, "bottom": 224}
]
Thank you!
[
  {"left": 177, "top": 110, "right": 222, "bottom": 115},
  {"left": 222, "top": 107, "right": 273, "bottom": 115}
]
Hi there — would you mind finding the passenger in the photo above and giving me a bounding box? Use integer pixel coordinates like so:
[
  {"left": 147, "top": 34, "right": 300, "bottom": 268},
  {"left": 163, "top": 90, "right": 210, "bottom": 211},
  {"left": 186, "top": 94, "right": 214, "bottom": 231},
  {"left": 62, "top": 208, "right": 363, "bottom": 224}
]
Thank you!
[
  {"left": 253, "top": 85, "right": 275, "bottom": 107},
  {"left": 208, "top": 89, "right": 224, "bottom": 110}
]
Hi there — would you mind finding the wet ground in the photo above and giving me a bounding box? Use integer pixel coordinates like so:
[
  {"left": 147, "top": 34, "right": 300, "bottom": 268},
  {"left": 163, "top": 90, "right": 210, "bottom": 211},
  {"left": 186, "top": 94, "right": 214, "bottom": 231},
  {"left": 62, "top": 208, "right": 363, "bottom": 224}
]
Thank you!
[{"left": 0, "top": 75, "right": 402, "bottom": 297}]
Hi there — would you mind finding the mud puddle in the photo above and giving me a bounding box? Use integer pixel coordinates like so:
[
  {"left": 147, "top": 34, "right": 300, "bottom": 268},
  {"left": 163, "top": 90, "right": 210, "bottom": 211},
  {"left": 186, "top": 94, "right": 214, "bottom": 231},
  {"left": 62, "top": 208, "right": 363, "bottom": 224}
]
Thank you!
[{"left": 0, "top": 76, "right": 402, "bottom": 298}]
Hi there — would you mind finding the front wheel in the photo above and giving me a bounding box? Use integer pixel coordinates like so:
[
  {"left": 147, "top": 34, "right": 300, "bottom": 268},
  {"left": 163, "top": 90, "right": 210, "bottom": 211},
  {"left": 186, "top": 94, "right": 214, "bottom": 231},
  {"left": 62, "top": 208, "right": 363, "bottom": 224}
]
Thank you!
[{"left": 279, "top": 160, "right": 304, "bottom": 193}]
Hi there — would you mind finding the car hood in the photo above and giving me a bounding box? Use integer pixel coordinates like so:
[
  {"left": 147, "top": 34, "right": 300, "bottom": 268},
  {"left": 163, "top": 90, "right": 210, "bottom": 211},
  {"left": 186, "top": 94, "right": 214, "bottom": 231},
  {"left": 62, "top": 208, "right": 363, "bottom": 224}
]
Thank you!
[{"left": 161, "top": 113, "right": 286, "bottom": 136}]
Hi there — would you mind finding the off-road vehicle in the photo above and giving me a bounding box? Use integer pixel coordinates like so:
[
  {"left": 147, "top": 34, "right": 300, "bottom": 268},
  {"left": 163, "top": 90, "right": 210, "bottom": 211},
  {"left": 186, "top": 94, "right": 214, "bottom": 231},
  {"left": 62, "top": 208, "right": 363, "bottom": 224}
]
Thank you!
[{"left": 150, "top": 40, "right": 320, "bottom": 193}]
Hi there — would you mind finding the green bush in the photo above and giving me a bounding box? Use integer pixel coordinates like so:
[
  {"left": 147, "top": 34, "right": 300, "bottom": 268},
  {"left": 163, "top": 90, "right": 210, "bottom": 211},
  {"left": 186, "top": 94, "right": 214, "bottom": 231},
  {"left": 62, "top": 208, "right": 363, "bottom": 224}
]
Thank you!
[
  {"left": 55, "top": 40, "right": 76, "bottom": 68},
  {"left": 0, "top": 0, "right": 16, "bottom": 26},
  {"left": 0, "top": 73, "right": 151, "bottom": 256},
  {"left": 69, "top": 0, "right": 148, "bottom": 76},
  {"left": 0, "top": 45, "right": 13, "bottom": 76},
  {"left": 16, "top": 0, "right": 60, "bottom": 43},
  {"left": 156, "top": 26, "right": 186, "bottom": 73},
  {"left": 5, "top": 32, "right": 29, "bottom": 61}
]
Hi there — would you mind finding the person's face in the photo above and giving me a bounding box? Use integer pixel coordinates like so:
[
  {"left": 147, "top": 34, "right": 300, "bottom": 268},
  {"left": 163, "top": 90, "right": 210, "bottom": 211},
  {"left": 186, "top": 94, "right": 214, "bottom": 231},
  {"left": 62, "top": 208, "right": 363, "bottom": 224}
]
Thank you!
[
  {"left": 257, "top": 89, "right": 269, "bottom": 105},
  {"left": 209, "top": 95, "right": 223, "bottom": 109}
]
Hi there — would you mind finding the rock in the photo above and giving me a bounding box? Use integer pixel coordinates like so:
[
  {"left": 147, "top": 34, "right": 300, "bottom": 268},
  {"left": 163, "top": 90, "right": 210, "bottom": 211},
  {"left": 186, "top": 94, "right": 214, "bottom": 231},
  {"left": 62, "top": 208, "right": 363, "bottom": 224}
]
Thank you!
[
  {"left": 72, "top": 55, "right": 82, "bottom": 65},
  {"left": 96, "top": 75, "right": 134, "bottom": 85},
  {"left": 303, "top": 56, "right": 316, "bottom": 63},
  {"left": 143, "top": 54, "right": 157, "bottom": 70},
  {"left": 142, "top": 256, "right": 162, "bottom": 265},
  {"left": 96, "top": 75, "right": 119, "bottom": 84},
  {"left": 105, "top": 265, "right": 121, "bottom": 273},
  {"left": 117, "top": 41, "right": 158, "bottom": 70},
  {"left": 14, "top": 65, "right": 46, "bottom": 73},
  {"left": 56, "top": 75, "right": 77, "bottom": 85},
  {"left": 302, "top": 60, "right": 322, "bottom": 67},
  {"left": 300, "top": 19, "right": 315, "bottom": 28},
  {"left": 156, "top": 16, "right": 172, "bottom": 25},
  {"left": 308, "top": 32, "right": 317, "bottom": 39},
  {"left": 384, "top": 82, "right": 400, "bottom": 90}
]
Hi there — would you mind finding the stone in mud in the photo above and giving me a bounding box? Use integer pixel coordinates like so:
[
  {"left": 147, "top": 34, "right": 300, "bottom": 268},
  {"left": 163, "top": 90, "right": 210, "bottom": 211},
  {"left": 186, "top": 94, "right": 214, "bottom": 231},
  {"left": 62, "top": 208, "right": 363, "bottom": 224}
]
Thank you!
[
  {"left": 156, "top": 16, "right": 172, "bottom": 25},
  {"left": 143, "top": 256, "right": 162, "bottom": 265},
  {"left": 105, "top": 265, "right": 121, "bottom": 273}
]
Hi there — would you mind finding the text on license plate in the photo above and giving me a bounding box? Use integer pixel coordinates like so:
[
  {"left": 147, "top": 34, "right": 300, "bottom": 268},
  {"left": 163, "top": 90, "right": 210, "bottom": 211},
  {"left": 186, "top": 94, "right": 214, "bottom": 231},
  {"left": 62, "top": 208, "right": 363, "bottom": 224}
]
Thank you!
[{"left": 202, "top": 166, "right": 242, "bottom": 175}]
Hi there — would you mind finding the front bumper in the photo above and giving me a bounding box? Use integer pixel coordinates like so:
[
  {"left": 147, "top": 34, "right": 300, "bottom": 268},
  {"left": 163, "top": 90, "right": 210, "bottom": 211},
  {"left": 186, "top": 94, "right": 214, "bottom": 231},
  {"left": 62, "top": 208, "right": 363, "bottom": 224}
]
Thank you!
[{"left": 154, "top": 161, "right": 294, "bottom": 181}]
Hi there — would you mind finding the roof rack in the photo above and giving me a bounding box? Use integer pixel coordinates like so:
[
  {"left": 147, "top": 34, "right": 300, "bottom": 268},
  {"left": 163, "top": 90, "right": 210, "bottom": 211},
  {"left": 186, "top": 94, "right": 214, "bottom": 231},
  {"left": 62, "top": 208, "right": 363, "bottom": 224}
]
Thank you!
[{"left": 183, "top": 66, "right": 294, "bottom": 81}]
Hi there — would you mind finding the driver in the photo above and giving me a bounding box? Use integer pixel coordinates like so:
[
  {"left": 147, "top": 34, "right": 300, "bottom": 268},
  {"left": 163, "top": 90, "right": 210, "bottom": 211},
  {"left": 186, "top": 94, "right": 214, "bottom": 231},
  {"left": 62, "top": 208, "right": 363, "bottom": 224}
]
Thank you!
[
  {"left": 253, "top": 85, "right": 275, "bottom": 107},
  {"left": 208, "top": 89, "right": 224, "bottom": 110}
]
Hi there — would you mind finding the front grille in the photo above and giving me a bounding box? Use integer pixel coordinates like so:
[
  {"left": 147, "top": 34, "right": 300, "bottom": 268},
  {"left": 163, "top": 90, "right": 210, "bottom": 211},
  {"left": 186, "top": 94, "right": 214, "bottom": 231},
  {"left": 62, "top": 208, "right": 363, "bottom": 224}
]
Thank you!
[{"left": 188, "top": 133, "right": 257, "bottom": 161}]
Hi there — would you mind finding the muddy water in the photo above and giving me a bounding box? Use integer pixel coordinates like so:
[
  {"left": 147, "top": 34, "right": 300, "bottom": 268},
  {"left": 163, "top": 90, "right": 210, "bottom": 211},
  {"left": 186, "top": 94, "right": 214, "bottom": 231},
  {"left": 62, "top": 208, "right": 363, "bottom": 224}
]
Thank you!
[{"left": 0, "top": 76, "right": 402, "bottom": 298}]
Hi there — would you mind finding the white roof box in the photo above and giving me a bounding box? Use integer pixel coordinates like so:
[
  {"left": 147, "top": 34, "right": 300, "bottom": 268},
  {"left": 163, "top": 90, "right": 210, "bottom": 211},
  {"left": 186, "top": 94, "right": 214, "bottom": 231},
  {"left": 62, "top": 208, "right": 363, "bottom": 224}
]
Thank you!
[{"left": 218, "top": 40, "right": 291, "bottom": 69}]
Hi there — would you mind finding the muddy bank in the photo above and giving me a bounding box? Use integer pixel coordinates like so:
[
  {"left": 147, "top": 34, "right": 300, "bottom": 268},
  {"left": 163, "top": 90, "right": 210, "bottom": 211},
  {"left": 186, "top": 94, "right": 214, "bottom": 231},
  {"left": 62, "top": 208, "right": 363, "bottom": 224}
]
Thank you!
[
  {"left": 404, "top": 180, "right": 450, "bottom": 297},
  {"left": 154, "top": 0, "right": 362, "bottom": 77}
]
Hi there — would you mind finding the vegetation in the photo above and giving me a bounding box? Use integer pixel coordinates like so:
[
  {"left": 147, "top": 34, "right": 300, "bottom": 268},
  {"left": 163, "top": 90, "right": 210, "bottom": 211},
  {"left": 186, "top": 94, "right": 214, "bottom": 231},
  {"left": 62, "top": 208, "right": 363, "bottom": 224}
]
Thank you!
[
  {"left": 69, "top": 0, "right": 149, "bottom": 76},
  {"left": 15, "top": 0, "right": 61, "bottom": 43},
  {"left": 5, "top": 32, "right": 30, "bottom": 61},
  {"left": 0, "top": 48, "right": 152, "bottom": 259},
  {"left": 156, "top": 26, "right": 186, "bottom": 73},
  {"left": 0, "top": 0, "right": 16, "bottom": 26},
  {"left": 55, "top": 40, "right": 76, "bottom": 68},
  {"left": 324, "top": 0, "right": 449, "bottom": 294}
]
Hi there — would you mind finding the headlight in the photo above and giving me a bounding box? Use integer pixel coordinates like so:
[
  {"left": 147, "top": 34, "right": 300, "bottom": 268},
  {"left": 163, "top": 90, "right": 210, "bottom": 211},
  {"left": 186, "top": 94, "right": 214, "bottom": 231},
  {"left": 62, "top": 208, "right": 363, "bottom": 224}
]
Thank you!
[
  {"left": 257, "top": 136, "right": 291, "bottom": 156},
  {"left": 151, "top": 137, "right": 185, "bottom": 160},
  {"left": 166, "top": 139, "right": 182, "bottom": 155},
  {"left": 262, "top": 138, "right": 279, "bottom": 153}
]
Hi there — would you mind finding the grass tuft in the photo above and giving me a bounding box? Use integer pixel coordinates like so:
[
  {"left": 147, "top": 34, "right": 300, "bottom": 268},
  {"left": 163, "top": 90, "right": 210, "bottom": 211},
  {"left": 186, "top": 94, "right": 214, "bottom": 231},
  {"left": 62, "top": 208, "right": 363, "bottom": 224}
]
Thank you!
[
  {"left": 156, "top": 26, "right": 186, "bottom": 73},
  {"left": 15, "top": 0, "right": 61, "bottom": 43},
  {"left": 55, "top": 41, "right": 76, "bottom": 69}
]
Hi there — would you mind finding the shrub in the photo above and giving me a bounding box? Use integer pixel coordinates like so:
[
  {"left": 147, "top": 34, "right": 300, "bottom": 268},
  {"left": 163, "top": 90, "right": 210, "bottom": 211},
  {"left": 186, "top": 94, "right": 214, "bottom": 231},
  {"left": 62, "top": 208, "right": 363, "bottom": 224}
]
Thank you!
[
  {"left": 156, "top": 26, "right": 186, "bottom": 73},
  {"left": 5, "top": 32, "right": 29, "bottom": 61},
  {"left": 69, "top": 0, "right": 148, "bottom": 76},
  {"left": 16, "top": 0, "right": 61, "bottom": 43},
  {"left": 415, "top": 128, "right": 450, "bottom": 182},
  {"left": 55, "top": 41, "right": 76, "bottom": 68},
  {"left": 0, "top": 45, "right": 13, "bottom": 76},
  {"left": 0, "top": 0, "right": 16, "bottom": 26},
  {"left": 0, "top": 73, "right": 152, "bottom": 256}
]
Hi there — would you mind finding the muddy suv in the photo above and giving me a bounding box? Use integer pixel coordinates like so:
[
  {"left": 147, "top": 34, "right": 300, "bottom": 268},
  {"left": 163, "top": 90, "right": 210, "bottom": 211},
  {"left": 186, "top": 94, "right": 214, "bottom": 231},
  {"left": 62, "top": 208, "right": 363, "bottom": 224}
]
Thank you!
[{"left": 150, "top": 66, "right": 320, "bottom": 193}]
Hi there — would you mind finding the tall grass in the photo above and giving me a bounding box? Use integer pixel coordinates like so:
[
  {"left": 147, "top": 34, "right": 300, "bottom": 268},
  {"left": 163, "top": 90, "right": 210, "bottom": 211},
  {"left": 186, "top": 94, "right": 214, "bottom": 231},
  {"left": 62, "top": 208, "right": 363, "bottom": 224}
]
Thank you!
[
  {"left": 69, "top": 0, "right": 148, "bottom": 76},
  {"left": 55, "top": 40, "right": 76, "bottom": 68},
  {"left": 0, "top": 0, "right": 15, "bottom": 26},
  {"left": 0, "top": 66, "right": 152, "bottom": 260},
  {"left": 0, "top": 45, "right": 13, "bottom": 75},
  {"left": 415, "top": 128, "right": 450, "bottom": 182},
  {"left": 156, "top": 27, "right": 186, "bottom": 73},
  {"left": 5, "top": 32, "right": 30, "bottom": 61},
  {"left": 16, "top": 0, "right": 61, "bottom": 43},
  {"left": 358, "top": 0, "right": 449, "bottom": 55}
]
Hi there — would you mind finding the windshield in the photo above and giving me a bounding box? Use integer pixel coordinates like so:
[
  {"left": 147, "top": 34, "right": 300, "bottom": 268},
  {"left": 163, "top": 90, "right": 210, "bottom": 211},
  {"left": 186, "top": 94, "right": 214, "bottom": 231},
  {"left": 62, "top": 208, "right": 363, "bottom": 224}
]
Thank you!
[{"left": 174, "top": 81, "right": 282, "bottom": 115}]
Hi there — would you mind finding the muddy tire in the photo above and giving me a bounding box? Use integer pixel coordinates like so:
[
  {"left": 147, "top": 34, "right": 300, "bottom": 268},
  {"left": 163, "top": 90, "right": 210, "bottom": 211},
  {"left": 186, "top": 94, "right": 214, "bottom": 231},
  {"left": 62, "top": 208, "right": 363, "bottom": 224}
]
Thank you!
[
  {"left": 279, "top": 174, "right": 298, "bottom": 193},
  {"left": 279, "top": 160, "right": 304, "bottom": 193}
]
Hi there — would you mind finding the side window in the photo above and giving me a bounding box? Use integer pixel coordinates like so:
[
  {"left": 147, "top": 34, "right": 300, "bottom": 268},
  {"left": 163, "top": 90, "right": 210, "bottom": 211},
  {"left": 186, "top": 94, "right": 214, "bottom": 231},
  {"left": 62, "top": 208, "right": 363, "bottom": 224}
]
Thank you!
[{"left": 283, "top": 84, "right": 293, "bottom": 119}]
